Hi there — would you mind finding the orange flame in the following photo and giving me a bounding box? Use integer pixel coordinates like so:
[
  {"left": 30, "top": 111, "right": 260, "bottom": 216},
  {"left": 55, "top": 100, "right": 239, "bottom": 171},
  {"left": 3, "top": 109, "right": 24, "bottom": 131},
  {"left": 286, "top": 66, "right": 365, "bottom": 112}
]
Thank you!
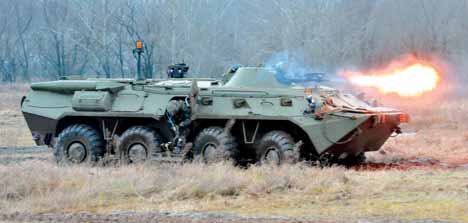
[{"left": 343, "top": 61, "right": 440, "bottom": 97}]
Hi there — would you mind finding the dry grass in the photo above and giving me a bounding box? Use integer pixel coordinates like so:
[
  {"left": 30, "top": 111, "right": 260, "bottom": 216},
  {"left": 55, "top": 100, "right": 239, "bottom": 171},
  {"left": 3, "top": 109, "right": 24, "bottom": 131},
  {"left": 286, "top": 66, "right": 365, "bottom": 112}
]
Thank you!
[
  {"left": 1, "top": 162, "right": 467, "bottom": 222},
  {"left": 0, "top": 84, "right": 33, "bottom": 147},
  {"left": 370, "top": 98, "right": 468, "bottom": 164},
  {"left": 1, "top": 84, "right": 468, "bottom": 221}
]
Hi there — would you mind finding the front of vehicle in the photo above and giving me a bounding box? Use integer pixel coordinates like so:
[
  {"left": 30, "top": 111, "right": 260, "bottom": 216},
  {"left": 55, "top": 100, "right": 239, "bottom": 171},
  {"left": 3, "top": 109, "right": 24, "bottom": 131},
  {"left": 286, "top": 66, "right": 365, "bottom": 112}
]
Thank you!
[
  {"left": 296, "top": 87, "right": 409, "bottom": 161},
  {"left": 224, "top": 66, "right": 409, "bottom": 162}
]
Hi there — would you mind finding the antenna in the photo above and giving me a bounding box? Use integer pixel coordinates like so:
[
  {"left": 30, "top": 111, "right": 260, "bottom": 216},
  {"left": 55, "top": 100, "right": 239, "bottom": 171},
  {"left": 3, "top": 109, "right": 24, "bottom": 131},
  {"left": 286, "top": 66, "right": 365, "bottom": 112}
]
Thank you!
[{"left": 133, "top": 41, "right": 144, "bottom": 81}]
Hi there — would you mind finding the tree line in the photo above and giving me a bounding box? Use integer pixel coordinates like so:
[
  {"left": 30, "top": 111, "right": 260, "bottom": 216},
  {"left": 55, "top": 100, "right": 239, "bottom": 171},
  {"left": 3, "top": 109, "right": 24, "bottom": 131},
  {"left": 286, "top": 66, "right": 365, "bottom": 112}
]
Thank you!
[{"left": 1, "top": 0, "right": 467, "bottom": 82}]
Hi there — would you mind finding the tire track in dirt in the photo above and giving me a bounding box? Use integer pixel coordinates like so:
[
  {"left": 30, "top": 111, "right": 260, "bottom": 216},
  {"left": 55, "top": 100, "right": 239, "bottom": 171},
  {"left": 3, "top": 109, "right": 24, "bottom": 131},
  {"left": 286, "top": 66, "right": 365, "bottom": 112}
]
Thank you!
[
  {"left": 0, "top": 212, "right": 321, "bottom": 223},
  {"left": 0, "top": 211, "right": 447, "bottom": 223}
]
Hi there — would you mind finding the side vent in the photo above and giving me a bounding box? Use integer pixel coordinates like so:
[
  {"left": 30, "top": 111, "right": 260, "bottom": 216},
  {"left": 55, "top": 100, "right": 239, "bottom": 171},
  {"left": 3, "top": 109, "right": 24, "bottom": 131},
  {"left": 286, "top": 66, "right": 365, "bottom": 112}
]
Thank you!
[
  {"left": 72, "top": 91, "right": 112, "bottom": 111},
  {"left": 233, "top": 98, "right": 248, "bottom": 108},
  {"left": 280, "top": 97, "right": 293, "bottom": 107}
]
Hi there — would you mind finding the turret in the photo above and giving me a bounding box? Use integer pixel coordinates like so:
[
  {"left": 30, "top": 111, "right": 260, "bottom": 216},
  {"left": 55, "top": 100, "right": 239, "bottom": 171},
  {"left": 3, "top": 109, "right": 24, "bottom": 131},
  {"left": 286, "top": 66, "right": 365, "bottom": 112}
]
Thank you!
[{"left": 167, "top": 63, "right": 189, "bottom": 78}]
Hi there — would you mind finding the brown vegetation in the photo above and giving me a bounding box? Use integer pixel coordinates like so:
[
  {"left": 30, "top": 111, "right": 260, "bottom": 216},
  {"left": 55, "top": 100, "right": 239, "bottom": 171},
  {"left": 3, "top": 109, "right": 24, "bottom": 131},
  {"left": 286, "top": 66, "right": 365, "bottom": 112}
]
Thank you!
[
  {"left": 1, "top": 162, "right": 468, "bottom": 222},
  {"left": 0, "top": 85, "right": 32, "bottom": 147},
  {"left": 368, "top": 96, "right": 468, "bottom": 164}
]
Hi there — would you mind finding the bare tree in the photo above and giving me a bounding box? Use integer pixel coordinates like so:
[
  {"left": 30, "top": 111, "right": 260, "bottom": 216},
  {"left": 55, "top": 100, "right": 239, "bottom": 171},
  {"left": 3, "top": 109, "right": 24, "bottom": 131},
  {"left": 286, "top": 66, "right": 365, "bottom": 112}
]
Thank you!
[
  {"left": 13, "top": 1, "right": 33, "bottom": 81},
  {"left": 0, "top": 0, "right": 467, "bottom": 82}
]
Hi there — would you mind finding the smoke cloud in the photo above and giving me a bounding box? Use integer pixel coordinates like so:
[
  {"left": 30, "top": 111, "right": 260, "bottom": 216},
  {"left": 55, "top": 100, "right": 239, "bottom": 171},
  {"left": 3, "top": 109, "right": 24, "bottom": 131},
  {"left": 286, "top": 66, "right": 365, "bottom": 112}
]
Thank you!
[{"left": 262, "top": 52, "right": 347, "bottom": 87}]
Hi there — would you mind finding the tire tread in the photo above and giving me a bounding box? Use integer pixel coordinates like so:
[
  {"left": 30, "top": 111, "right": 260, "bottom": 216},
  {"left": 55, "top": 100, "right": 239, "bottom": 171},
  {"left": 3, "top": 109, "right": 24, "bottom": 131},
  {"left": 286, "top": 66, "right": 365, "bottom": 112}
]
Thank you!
[
  {"left": 118, "top": 126, "right": 162, "bottom": 164},
  {"left": 193, "top": 126, "right": 239, "bottom": 163},
  {"left": 54, "top": 124, "right": 105, "bottom": 164}
]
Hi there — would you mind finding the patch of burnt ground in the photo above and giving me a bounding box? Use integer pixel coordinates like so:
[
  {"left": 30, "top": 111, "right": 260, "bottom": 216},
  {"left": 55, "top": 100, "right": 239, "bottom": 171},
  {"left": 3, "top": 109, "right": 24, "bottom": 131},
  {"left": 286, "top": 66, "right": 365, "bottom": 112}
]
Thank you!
[{"left": 355, "top": 155, "right": 468, "bottom": 171}]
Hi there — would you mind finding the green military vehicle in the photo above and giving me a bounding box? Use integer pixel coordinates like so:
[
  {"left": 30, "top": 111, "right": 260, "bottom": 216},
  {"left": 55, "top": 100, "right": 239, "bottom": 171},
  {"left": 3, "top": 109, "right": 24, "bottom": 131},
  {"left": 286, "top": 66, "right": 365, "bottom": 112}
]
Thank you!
[{"left": 21, "top": 43, "right": 409, "bottom": 166}]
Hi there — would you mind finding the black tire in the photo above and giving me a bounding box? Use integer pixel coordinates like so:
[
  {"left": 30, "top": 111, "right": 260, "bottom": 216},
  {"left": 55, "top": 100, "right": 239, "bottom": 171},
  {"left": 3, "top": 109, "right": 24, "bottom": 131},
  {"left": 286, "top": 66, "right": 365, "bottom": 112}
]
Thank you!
[
  {"left": 255, "top": 130, "right": 296, "bottom": 165},
  {"left": 118, "top": 126, "right": 162, "bottom": 164},
  {"left": 193, "top": 127, "right": 238, "bottom": 164},
  {"left": 54, "top": 124, "right": 105, "bottom": 165}
]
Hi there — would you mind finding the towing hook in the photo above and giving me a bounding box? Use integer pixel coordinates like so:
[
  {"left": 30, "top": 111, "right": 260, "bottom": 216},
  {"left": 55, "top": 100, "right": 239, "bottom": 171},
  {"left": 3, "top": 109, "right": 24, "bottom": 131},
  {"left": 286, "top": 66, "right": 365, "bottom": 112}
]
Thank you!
[{"left": 390, "top": 127, "right": 403, "bottom": 137}]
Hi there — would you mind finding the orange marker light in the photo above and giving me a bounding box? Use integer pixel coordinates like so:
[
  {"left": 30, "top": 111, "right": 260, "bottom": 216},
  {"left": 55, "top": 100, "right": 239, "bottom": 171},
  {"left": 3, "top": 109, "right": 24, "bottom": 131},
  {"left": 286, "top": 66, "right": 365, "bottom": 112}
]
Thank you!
[
  {"left": 136, "top": 41, "right": 143, "bottom": 49},
  {"left": 399, "top": 113, "right": 410, "bottom": 123},
  {"left": 304, "top": 88, "right": 313, "bottom": 95}
]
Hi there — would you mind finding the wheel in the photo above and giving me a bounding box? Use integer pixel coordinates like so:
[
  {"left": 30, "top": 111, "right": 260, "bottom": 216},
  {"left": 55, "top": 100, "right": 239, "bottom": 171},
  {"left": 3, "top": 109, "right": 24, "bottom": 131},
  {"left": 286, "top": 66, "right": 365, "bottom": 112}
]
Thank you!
[
  {"left": 255, "top": 130, "right": 296, "bottom": 165},
  {"left": 54, "top": 124, "right": 105, "bottom": 165},
  {"left": 193, "top": 127, "right": 238, "bottom": 164},
  {"left": 118, "top": 126, "right": 162, "bottom": 164}
]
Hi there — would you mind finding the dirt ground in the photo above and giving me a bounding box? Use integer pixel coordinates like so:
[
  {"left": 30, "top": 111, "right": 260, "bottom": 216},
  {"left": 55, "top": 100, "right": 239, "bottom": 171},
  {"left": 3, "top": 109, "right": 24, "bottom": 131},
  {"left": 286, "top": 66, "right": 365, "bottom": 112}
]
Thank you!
[
  {"left": 0, "top": 211, "right": 448, "bottom": 223},
  {"left": 0, "top": 211, "right": 318, "bottom": 223},
  {"left": 1, "top": 85, "right": 468, "bottom": 223}
]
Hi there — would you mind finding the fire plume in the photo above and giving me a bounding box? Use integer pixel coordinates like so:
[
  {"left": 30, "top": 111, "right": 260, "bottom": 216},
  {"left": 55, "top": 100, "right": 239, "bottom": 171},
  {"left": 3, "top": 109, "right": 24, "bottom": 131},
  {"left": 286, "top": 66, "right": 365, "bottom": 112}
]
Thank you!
[{"left": 343, "top": 59, "right": 441, "bottom": 97}]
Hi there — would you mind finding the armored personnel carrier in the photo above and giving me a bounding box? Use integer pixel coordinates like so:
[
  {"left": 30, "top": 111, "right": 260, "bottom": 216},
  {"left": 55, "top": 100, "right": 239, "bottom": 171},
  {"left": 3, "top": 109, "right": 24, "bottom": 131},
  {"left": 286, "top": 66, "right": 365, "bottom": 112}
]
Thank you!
[
  {"left": 21, "top": 68, "right": 410, "bottom": 166},
  {"left": 21, "top": 43, "right": 409, "bottom": 166}
]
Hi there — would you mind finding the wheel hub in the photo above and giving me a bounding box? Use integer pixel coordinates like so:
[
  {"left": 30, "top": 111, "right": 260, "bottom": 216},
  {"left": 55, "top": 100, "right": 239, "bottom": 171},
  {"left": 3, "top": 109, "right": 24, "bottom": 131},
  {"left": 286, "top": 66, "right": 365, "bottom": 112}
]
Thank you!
[
  {"left": 128, "top": 144, "right": 147, "bottom": 163},
  {"left": 202, "top": 142, "right": 221, "bottom": 163},
  {"left": 263, "top": 147, "right": 281, "bottom": 165},
  {"left": 67, "top": 142, "right": 86, "bottom": 163}
]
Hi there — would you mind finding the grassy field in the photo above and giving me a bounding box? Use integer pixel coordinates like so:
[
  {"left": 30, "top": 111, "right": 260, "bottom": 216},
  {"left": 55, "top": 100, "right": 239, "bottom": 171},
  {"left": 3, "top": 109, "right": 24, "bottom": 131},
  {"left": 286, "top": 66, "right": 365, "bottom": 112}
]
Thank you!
[
  {"left": 2, "top": 162, "right": 467, "bottom": 222},
  {"left": 0, "top": 85, "right": 468, "bottom": 222}
]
